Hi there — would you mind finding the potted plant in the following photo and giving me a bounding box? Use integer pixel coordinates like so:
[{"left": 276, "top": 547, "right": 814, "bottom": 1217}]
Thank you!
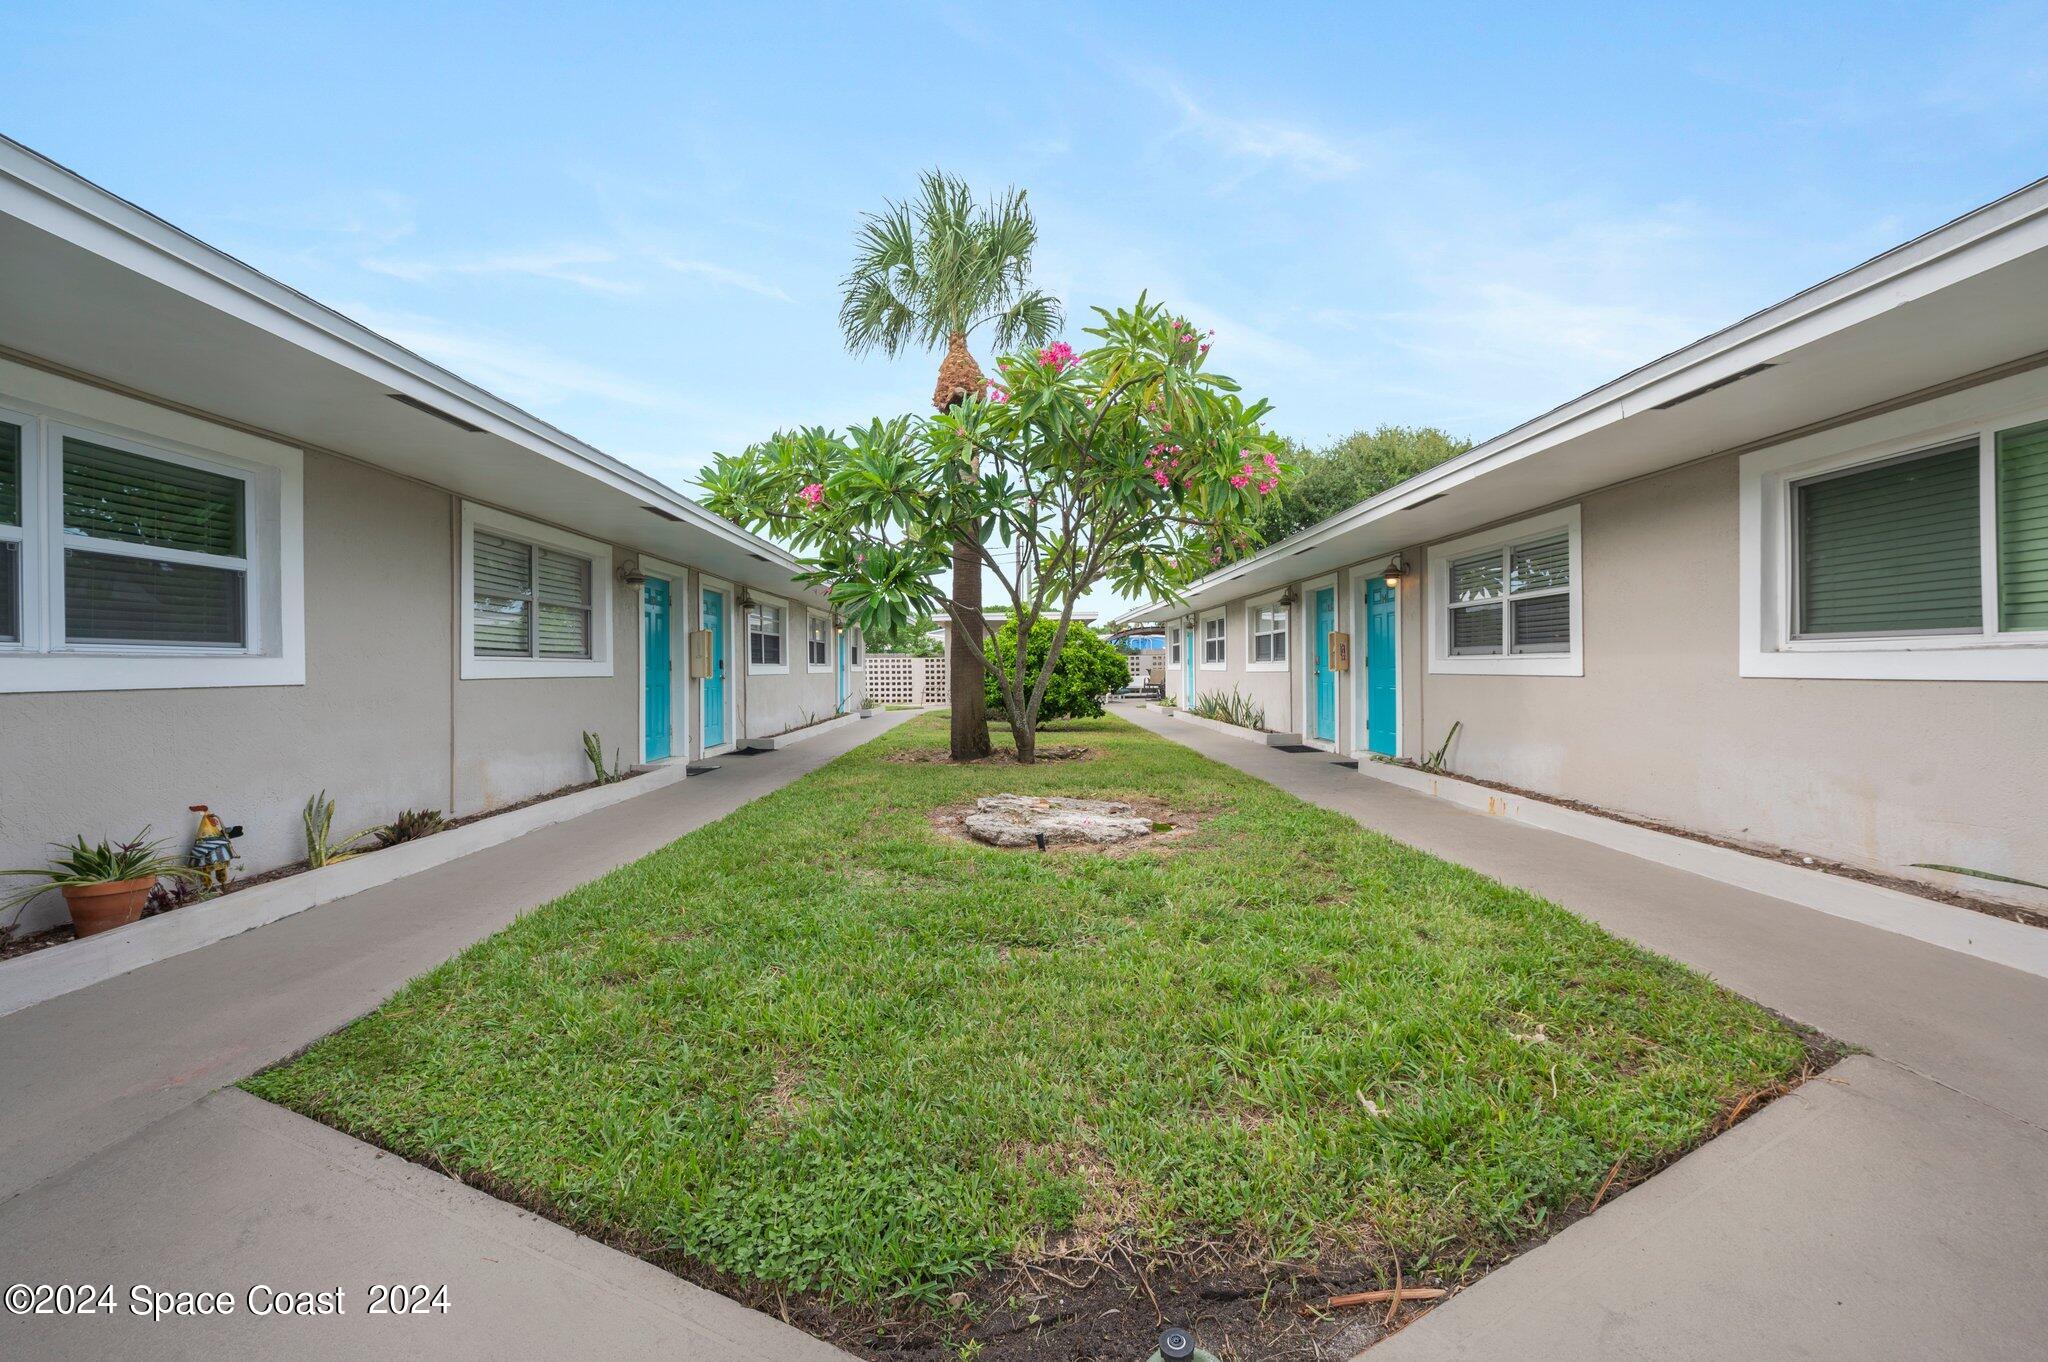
[{"left": 2, "top": 829, "right": 207, "bottom": 938}]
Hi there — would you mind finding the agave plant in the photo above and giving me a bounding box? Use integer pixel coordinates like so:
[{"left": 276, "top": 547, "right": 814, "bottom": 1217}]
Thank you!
[{"left": 2, "top": 829, "right": 207, "bottom": 913}]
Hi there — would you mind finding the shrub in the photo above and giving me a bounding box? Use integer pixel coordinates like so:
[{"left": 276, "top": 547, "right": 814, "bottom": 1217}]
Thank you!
[{"left": 982, "top": 620, "right": 1131, "bottom": 727}]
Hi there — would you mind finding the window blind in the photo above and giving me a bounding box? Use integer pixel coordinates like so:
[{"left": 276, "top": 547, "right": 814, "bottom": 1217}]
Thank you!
[
  {"left": 0, "top": 420, "right": 18, "bottom": 527},
  {"left": 64, "top": 550, "right": 244, "bottom": 645},
  {"left": 1511, "top": 594, "right": 1570, "bottom": 651},
  {"left": 1510, "top": 533, "right": 1569, "bottom": 592},
  {"left": 64, "top": 437, "right": 244, "bottom": 557},
  {"left": 1998, "top": 421, "right": 2048, "bottom": 632},
  {"left": 536, "top": 548, "right": 591, "bottom": 659},
  {"left": 1797, "top": 442, "right": 1981, "bottom": 635},
  {"left": 472, "top": 531, "right": 533, "bottom": 656},
  {"left": 1450, "top": 552, "right": 1501, "bottom": 602},
  {"left": 0, "top": 543, "right": 15, "bottom": 643}
]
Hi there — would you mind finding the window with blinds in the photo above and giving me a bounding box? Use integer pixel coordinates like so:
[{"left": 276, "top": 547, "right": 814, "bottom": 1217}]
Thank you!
[
  {"left": 61, "top": 435, "right": 248, "bottom": 647},
  {"left": 1251, "top": 604, "right": 1287, "bottom": 663},
  {"left": 472, "top": 531, "right": 593, "bottom": 660},
  {"left": 1998, "top": 421, "right": 2048, "bottom": 633},
  {"left": 749, "top": 603, "right": 785, "bottom": 666},
  {"left": 1201, "top": 615, "right": 1225, "bottom": 664},
  {"left": 1447, "top": 529, "right": 1571, "bottom": 655},
  {"left": 0, "top": 419, "right": 18, "bottom": 645},
  {"left": 808, "top": 612, "right": 829, "bottom": 666},
  {"left": 1795, "top": 442, "right": 1981, "bottom": 637}
]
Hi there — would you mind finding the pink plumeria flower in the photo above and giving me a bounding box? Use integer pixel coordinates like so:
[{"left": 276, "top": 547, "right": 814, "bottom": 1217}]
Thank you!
[
  {"left": 799, "top": 483, "right": 825, "bottom": 508},
  {"left": 1257, "top": 478, "right": 1277, "bottom": 494},
  {"left": 1230, "top": 474, "right": 1250, "bottom": 489},
  {"left": 1263, "top": 451, "right": 1280, "bottom": 471}
]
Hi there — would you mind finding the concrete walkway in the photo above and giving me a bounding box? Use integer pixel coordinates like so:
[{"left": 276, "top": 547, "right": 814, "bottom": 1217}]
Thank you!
[
  {"left": 1119, "top": 705, "right": 2048, "bottom": 1362},
  {"left": 0, "top": 715, "right": 908, "bottom": 1360}
]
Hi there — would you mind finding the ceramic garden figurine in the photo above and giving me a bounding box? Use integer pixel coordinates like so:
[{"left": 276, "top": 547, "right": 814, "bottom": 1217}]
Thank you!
[{"left": 187, "top": 805, "right": 242, "bottom": 890}]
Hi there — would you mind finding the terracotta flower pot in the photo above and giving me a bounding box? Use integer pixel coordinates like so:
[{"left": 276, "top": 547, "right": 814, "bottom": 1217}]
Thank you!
[{"left": 61, "top": 876, "right": 156, "bottom": 938}]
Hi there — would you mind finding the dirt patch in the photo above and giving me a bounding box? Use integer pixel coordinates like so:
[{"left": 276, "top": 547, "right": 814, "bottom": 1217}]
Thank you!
[
  {"left": 887, "top": 745, "right": 1094, "bottom": 765},
  {"left": 930, "top": 795, "right": 1201, "bottom": 858},
  {"left": 1379, "top": 759, "right": 2048, "bottom": 931}
]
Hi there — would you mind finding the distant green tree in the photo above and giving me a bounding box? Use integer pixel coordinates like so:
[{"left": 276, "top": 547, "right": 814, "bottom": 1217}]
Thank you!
[
  {"left": 863, "top": 613, "right": 944, "bottom": 657},
  {"left": 1221, "top": 425, "right": 1470, "bottom": 564},
  {"left": 982, "top": 620, "right": 1130, "bottom": 726}
]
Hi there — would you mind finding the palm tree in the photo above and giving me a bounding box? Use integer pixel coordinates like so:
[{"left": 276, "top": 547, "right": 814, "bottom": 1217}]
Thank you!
[{"left": 840, "top": 169, "right": 1062, "bottom": 759}]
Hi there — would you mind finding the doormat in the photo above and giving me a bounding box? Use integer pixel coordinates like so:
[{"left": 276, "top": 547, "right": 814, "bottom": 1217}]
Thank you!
[{"left": 1271, "top": 744, "right": 1321, "bottom": 753}]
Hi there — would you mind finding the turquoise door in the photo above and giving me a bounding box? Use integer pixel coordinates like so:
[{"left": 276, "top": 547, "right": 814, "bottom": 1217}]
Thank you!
[
  {"left": 836, "top": 627, "right": 848, "bottom": 711},
  {"left": 1182, "top": 624, "right": 1196, "bottom": 706},
  {"left": 1366, "top": 578, "right": 1398, "bottom": 756},
  {"left": 1312, "top": 587, "right": 1337, "bottom": 742},
  {"left": 643, "top": 580, "right": 672, "bottom": 761},
  {"left": 701, "top": 588, "right": 727, "bottom": 749}
]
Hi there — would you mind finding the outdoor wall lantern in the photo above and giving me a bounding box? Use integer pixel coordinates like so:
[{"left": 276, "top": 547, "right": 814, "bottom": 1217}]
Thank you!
[{"left": 1382, "top": 559, "right": 1409, "bottom": 586}]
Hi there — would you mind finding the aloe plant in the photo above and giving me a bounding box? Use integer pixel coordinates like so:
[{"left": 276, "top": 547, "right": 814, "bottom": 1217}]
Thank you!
[{"left": 303, "top": 792, "right": 385, "bottom": 869}]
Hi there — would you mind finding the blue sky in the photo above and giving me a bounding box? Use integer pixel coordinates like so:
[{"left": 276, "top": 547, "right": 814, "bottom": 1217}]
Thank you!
[{"left": 6, "top": 1, "right": 2048, "bottom": 614}]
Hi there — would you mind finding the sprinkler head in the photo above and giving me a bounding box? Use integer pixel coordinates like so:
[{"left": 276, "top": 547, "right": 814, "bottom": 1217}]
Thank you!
[{"left": 1158, "top": 1326, "right": 1196, "bottom": 1360}]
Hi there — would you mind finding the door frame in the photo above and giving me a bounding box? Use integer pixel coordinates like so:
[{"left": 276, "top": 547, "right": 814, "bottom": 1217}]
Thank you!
[
  {"left": 638, "top": 556, "right": 689, "bottom": 765},
  {"left": 1351, "top": 561, "right": 1404, "bottom": 759},
  {"left": 698, "top": 574, "right": 735, "bottom": 756},
  {"left": 1297, "top": 575, "right": 1340, "bottom": 749}
]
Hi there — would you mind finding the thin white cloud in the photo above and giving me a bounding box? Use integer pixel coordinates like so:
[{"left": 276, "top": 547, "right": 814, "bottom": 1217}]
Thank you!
[
  {"left": 1135, "top": 71, "right": 1362, "bottom": 181},
  {"left": 361, "top": 245, "right": 642, "bottom": 296},
  {"left": 656, "top": 256, "right": 792, "bottom": 301},
  {"left": 349, "top": 306, "right": 674, "bottom": 410}
]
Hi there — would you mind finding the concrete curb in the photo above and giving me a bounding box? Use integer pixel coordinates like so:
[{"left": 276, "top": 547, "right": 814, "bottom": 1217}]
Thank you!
[
  {"left": 0, "top": 761, "right": 694, "bottom": 1018},
  {"left": 740, "top": 710, "right": 865, "bottom": 751},
  {"left": 1353, "top": 757, "right": 2048, "bottom": 980}
]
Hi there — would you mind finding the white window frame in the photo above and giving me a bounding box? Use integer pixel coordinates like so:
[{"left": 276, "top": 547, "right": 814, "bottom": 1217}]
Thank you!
[
  {"left": 1167, "top": 624, "right": 1182, "bottom": 668},
  {"left": 1246, "top": 595, "right": 1289, "bottom": 671},
  {"left": 459, "top": 502, "right": 612, "bottom": 680},
  {"left": 806, "top": 609, "right": 832, "bottom": 671},
  {"left": 1741, "top": 382, "right": 2048, "bottom": 681},
  {"left": 1199, "top": 608, "right": 1227, "bottom": 670},
  {"left": 848, "top": 627, "right": 862, "bottom": 666},
  {"left": 0, "top": 370, "right": 304, "bottom": 694},
  {"left": 747, "top": 592, "right": 789, "bottom": 675},
  {"left": 1426, "top": 505, "right": 1583, "bottom": 677}
]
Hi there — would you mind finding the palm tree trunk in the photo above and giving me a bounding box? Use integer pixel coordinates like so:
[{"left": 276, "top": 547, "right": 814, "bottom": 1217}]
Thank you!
[
  {"left": 936, "top": 331, "right": 993, "bottom": 761},
  {"left": 949, "top": 538, "right": 991, "bottom": 759}
]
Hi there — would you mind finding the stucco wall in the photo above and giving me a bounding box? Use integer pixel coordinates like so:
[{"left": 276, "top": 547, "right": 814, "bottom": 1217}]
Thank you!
[
  {"left": 1, "top": 448, "right": 454, "bottom": 933},
  {"left": 1165, "top": 596, "right": 1300, "bottom": 735},
  {"left": 1413, "top": 453, "right": 2048, "bottom": 899},
  {"left": 451, "top": 564, "right": 641, "bottom": 813}
]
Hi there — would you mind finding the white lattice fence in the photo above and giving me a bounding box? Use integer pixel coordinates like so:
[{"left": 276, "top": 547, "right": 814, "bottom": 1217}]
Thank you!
[{"left": 864, "top": 654, "right": 949, "bottom": 706}]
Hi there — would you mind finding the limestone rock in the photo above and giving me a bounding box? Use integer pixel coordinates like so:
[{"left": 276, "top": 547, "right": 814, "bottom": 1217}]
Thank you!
[{"left": 962, "top": 795, "right": 1153, "bottom": 848}]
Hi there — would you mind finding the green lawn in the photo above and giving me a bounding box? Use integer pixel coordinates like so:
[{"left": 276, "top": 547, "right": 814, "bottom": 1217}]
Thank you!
[{"left": 248, "top": 713, "right": 1808, "bottom": 1318}]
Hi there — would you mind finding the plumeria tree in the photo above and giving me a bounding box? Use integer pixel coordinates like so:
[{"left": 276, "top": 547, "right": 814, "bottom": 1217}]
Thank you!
[{"left": 702, "top": 297, "right": 1293, "bottom": 762}]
